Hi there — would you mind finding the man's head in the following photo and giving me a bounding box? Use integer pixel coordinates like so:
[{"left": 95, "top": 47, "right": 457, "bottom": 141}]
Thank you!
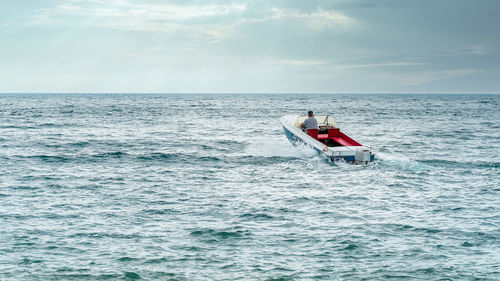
[{"left": 308, "top": 110, "right": 313, "bottom": 117}]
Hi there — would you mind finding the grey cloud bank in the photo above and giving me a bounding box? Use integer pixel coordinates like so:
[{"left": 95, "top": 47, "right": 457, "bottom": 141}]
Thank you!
[{"left": 1, "top": 0, "right": 499, "bottom": 93}]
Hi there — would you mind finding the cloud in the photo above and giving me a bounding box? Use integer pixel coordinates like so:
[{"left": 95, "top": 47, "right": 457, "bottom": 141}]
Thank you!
[
  {"left": 338, "top": 61, "right": 427, "bottom": 69},
  {"left": 263, "top": 59, "right": 427, "bottom": 71},
  {"left": 28, "top": 0, "right": 355, "bottom": 41},
  {"left": 440, "top": 45, "right": 488, "bottom": 56},
  {"left": 269, "top": 8, "right": 355, "bottom": 31},
  {"left": 62, "top": 0, "right": 246, "bottom": 20},
  {"left": 266, "top": 58, "right": 330, "bottom": 66},
  {"left": 28, "top": 0, "right": 246, "bottom": 42},
  {"left": 375, "top": 68, "right": 479, "bottom": 86}
]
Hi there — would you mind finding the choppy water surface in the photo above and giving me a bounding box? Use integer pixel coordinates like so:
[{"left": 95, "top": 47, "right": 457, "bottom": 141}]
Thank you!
[{"left": 0, "top": 94, "right": 499, "bottom": 280}]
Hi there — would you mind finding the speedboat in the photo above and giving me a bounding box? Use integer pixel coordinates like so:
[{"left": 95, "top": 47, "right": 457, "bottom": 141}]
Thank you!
[{"left": 281, "top": 114, "right": 375, "bottom": 164}]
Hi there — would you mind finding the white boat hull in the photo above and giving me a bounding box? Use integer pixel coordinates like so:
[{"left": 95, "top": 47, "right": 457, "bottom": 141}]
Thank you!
[{"left": 281, "top": 115, "right": 375, "bottom": 164}]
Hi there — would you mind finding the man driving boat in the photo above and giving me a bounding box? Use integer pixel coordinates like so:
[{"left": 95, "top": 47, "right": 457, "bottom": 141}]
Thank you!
[{"left": 300, "top": 110, "right": 319, "bottom": 138}]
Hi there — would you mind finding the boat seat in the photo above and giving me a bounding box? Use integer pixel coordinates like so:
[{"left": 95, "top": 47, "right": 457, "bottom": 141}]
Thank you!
[
  {"left": 317, "top": 134, "right": 329, "bottom": 140},
  {"left": 331, "top": 137, "right": 354, "bottom": 146},
  {"left": 306, "top": 129, "right": 318, "bottom": 139},
  {"left": 328, "top": 128, "right": 340, "bottom": 137}
]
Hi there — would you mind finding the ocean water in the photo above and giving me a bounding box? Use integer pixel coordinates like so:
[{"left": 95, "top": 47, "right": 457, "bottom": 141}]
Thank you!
[{"left": 0, "top": 93, "right": 499, "bottom": 280}]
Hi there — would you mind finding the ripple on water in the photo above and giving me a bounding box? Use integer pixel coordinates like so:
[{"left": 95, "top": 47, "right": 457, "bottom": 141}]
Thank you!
[
  {"left": 0, "top": 94, "right": 499, "bottom": 280},
  {"left": 190, "top": 228, "right": 252, "bottom": 242}
]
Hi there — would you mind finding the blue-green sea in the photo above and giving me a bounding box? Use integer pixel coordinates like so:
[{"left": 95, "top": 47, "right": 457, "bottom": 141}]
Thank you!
[{"left": 0, "top": 94, "right": 499, "bottom": 280}]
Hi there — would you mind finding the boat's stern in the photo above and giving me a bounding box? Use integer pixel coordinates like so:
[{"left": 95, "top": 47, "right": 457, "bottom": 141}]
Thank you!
[
  {"left": 354, "top": 147, "right": 375, "bottom": 164},
  {"left": 322, "top": 145, "right": 375, "bottom": 164}
]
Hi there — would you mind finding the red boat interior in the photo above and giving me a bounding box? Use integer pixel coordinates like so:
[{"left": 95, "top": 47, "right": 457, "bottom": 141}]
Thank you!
[
  {"left": 306, "top": 127, "right": 362, "bottom": 147},
  {"left": 294, "top": 115, "right": 362, "bottom": 147}
]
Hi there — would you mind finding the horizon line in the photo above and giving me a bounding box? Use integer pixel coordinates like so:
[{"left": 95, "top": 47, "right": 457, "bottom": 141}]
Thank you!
[{"left": 1, "top": 92, "right": 499, "bottom": 95}]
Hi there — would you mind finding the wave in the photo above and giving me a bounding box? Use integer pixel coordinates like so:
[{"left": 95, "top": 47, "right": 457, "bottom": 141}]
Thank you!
[
  {"left": 7, "top": 151, "right": 305, "bottom": 167},
  {"left": 240, "top": 135, "right": 317, "bottom": 159},
  {"left": 372, "top": 152, "right": 435, "bottom": 172},
  {"left": 190, "top": 227, "right": 251, "bottom": 243},
  {"left": 417, "top": 159, "right": 500, "bottom": 169}
]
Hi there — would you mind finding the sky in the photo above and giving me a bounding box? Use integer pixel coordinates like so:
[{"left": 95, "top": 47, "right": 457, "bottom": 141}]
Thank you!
[{"left": 1, "top": 0, "right": 499, "bottom": 93}]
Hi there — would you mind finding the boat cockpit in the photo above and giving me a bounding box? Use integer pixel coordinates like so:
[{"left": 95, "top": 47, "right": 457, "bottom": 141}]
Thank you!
[
  {"left": 293, "top": 115, "right": 338, "bottom": 130},
  {"left": 293, "top": 115, "right": 361, "bottom": 147}
]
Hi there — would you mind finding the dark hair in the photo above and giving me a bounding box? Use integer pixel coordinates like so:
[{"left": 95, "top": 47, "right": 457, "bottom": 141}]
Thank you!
[{"left": 308, "top": 110, "right": 313, "bottom": 115}]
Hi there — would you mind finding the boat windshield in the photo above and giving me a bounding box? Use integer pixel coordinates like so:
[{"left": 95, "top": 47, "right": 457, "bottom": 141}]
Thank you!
[{"left": 293, "top": 115, "right": 338, "bottom": 128}]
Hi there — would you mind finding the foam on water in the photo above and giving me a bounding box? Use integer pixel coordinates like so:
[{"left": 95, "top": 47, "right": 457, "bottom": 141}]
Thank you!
[
  {"left": 0, "top": 93, "right": 499, "bottom": 280},
  {"left": 242, "top": 136, "right": 317, "bottom": 158},
  {"left": 375, "top": 151, "right": 436, "bottom": 172}
]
